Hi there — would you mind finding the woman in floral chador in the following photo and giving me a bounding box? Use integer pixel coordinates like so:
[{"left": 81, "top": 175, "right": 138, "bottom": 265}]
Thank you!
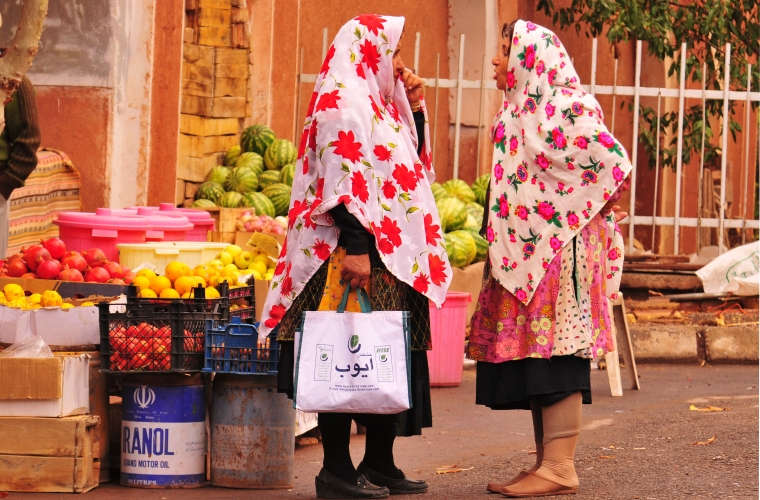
[
  {"left": 258, "top": 15, "right": 451, "bottom": 499},
  {"left": 468, "top": 20, "right": 631, "bottom": 497}
]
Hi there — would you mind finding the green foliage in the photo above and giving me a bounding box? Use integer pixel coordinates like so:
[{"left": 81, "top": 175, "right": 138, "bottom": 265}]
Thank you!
[{"left": 536, "top": 0, "right": 759, "bottom": 171}]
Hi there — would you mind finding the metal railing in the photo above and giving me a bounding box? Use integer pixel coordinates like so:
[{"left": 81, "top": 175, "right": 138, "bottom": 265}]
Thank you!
[{"left": 296, "top": 30, "right": 760, "bottom": 255}]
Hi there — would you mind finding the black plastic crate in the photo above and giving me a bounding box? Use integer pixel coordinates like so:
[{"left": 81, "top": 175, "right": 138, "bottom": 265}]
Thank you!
[
  {"left": 202, "top": 317, "right": 278, "bottom": 375},
  {"left": 99, "top": 301, "right": 223, "bottom": 373}
]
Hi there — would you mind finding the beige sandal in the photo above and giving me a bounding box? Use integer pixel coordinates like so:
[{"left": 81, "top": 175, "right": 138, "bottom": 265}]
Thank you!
[
  {"left": 500, "top": 472, "right": 578, "bottom": 497},
  {"left": 486, "top": 471, "right": 530, "bottom": 493}
]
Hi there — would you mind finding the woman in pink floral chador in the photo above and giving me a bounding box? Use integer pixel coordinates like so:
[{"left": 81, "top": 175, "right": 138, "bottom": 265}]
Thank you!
[{"left": 467, "top": 20, "right": 631, "bottom": 497}]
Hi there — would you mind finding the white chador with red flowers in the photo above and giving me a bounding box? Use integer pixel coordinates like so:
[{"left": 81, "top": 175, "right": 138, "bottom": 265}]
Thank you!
[{"left": 258, "top": 15, "right": 452, "bottom": 341}]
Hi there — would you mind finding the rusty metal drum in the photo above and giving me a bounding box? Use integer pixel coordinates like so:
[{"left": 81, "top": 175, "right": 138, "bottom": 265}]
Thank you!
[{"left": 210, "top": 374, "right": 295, "bottom": 489}]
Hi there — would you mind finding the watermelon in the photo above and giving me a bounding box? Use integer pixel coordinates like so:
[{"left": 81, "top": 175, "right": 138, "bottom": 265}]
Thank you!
[
  {"left": 258, "top": 169, "right": 281, "bottom": 191},
  {"left": 447, "top": 230, "right": 477, "bottom": 268},
  {"left": 430, "top": 182, "right": 449, "bottom": 202},
  {"left": 264, "top": 139, "right": 297, "bottom": 170},
  {"left": 220, "top": 191, "right": 244, "bottom": 208},
  {"left": 236, "top": 152, "right": 265, "bottom": 176},
  {"left": 463, "top": 214, "right": 479, "bottom": 230},
  {"left": 472, "top": 174, "right": 491, "bottom": 206},
  {"left": 262, "top": 183, "right": 292, "bottom": 216},
  {"left": 192, "top": 199, "right": 217, "bottom": 208},
  {"left": 241, "top": 124, "right": 276, "bottom": 156},
  {"left": 436, "top": 197, "right": 467, "bottom": 232},
  {"left": 225, "top": 166, "right": 259, "bottom": 194},
  {"left": 280, "top": 163, "right": 296, "bottom": 186},
  {"left": 242, "top": 191, "right": 276, "bottom": 218},
  {"left": 463, "top": 227, "right": 488, "bottom": 263},
  {"left": 205, "top": 165, "right": 231, "bottom": 185},
  {"left": 224, "top": 146, "right": 241, "bottom": 167},
  {"left": 196, "top": 181, "right": 225, "bottom": 204},
  {"left": 466, "top": 201, "right": 484, "bottom": 221},
  {"left": 442, "top": 179, "right": 476, "bottom": 204}
]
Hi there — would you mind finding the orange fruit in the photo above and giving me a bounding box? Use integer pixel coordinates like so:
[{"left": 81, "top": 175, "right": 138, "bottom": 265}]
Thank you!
[
  {"left": 149, "top": 275, "right": 172, "bottom": 296},
  {"left": 138, "top": 289, "right": 157, "bottom": 298},
  {"left": 165, "top": 261, "right": 185, "bottom": 283},
  {"left": 174, "top": 276, "right": 196, "bottom": 296},
  {"left": 159, "top": 288, "right": 180, "bottom": 299}
]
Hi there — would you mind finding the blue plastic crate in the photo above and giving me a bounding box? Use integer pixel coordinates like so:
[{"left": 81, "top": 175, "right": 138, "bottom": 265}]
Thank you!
[{"left": 203, "top": 317, "right": 279, "bottom": 374}]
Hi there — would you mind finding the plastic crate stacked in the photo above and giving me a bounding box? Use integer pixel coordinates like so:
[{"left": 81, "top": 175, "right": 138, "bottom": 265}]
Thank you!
[
  {"left": 203, "top": 317, "right": 279, "bottom": 375},
  {"left": 98, "top": 284, "right": 230, "bottom": 373}
]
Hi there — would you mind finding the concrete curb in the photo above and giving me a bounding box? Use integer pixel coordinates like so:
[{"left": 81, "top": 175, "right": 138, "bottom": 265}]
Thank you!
[{"left": 630, "top": 324, "right": 759, "bottom": 363}]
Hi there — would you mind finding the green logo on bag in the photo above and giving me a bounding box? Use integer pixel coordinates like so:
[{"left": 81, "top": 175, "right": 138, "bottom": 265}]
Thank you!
[
  {"left": 348, "top": 335, "right": 361, "bottom": 353},
  {"left": 380, "top": 354, "right": 387, "bottom": 362},
  {"left": 321, "top": 353, "right": 328, "bottom": 361}
]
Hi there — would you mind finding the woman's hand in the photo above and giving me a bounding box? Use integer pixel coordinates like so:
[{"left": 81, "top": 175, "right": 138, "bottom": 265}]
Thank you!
[
  {"left": 341, "top": 254, "right": 370, "bottom": 289},
  {"left": 400, "top": 69, "right": 425, "bottom": 107},
  {"left": 610, "top": 205, "right": 628, "bottom": 224}
]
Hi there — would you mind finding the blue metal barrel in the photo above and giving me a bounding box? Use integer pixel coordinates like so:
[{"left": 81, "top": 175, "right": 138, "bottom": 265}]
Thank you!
[
  {"left": 210, "top": 374, "right": 295, "bottom": 489},
  {"left": 121, "top": 374, "right": 206, "bottom": 488}
]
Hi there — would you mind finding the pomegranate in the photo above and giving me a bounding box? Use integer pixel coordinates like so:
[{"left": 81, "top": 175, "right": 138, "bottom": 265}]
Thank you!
[
  {"left": 5, "top": 258, "right": 29, "bottom": 278},
  {"left": 59, "top": 268, "right": 84, "bottom": 282},
  {"left": 109, "top": 278, "right": 126, "bottom": 285},
  {"left": 84, "top": 267, "right": 110, "bottom": 283},
  {"left": 103, "top": 261, "right": 124, "bottom": 279},
  {"left": 62, "top": 250, "right": 81, "bottom": 260},
  {"left": 123, "top": 269, "right": 136, "bottom": 285},
  {"left": 37, "top": 260, "right": 62, "bottom": 280},
  {"left": 83, "top": 248, "right": 107, "bottom": 268},
  {"left": 41, "top": 237, "right": 67, "bottom": 260},
  {"left": 62, "top": 253, "right": 88, "bottom": 273},
  {"left": 20, "top": 272, "right": 38, "bottom": 279},
  {"left": 23, "top": 245, "right": 51, "bottom": 272}
]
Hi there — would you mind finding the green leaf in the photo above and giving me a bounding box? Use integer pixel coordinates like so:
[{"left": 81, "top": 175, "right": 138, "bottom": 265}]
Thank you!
[
  {"left": 381, "top": 33, "right": 388, "bottom": 42},
  {"left": 303, "top": 248, "right": 311, "bottom": 257},
  {"left": 412, "top": 261, "right": 419, "bottom": 273},
  {"left": 381, "top": 204, "right": 392, "bottom": 211},
  {"left": 388, "top": 142, "right": 397, "bottom": 149},
  {"left": 407, "top": 207, "right": 419, "bottom": 214},
  {"left": 336, "top": 82, "right": 345, "bottom": 88},
  {"left": 350, "top": 51, "right": 356, "bottom": 63},
  {"left": 341, "top": 163, "right": 351, "bottom": 172},
  {"left": 361, "top": 160, "right": 373, "bottom": 168},
  {"left": 386, "top": 49, "right": 393, "bottom": 56},
  {"left": 399, "top": 193, "right": 411, "bottom": 201},
  {"left": 355, "top": 27, "right": 362, "bottom": 39}
]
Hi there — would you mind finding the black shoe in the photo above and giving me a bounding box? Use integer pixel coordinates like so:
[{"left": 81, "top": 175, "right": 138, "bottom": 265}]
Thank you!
[
  {"left": 315, "top": 468, "right": 390, "bottom": 499},
  {"left": 357, "top": 463, "right": 429, "bottom": 495}
]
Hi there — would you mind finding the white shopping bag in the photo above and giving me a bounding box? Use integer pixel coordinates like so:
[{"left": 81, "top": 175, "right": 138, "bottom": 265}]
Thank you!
[
  {"left": 293, "top": 287, "right": 412, "bottom": 414},
  {"left": 696, "top": 241, "right": 760, "bottom": 295}
]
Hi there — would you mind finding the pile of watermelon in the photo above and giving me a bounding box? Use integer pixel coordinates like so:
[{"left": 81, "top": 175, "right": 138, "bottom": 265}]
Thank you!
[
  {"left": 433, "top": 174, "right": 491, "bottom": 269},
  {"left": 193, "top": 124, "right": 295, "bottom": 218}
]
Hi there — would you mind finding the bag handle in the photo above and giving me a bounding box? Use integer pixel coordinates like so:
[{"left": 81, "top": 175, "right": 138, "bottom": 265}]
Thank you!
[{"left": 337, "top": 285, "right": 372, "bottom": 314}]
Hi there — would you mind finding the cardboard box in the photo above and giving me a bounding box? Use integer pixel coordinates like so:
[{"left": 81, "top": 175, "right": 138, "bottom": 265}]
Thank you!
[
  {"left": 0, "top": 354, "right": 90, "bottom": 417},
  {"left": 235, "top": 230, "right": 286, "bottom": 248},
  {"left": 0, "top": 302, "right": 111, "bottom": 347},
  {"left": 0, "top": 414, "right": 100, "bottom": 492},
  {"left": 0, "top": 277, "right": 128, "bottom": 299},
  {"left": 448, "top": 261, "right": 485, "bottom": 325},
  {"left": 254, "top": 279, "right": 271, "bottom": 322}
]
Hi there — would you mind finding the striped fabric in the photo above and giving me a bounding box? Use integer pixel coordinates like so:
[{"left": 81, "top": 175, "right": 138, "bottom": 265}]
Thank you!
[{"left": 7, "top": 149, "right": 80, "bottom": 256}]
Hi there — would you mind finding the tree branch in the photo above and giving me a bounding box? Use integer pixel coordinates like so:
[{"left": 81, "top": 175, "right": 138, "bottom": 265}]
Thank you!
[{"left": 0, "top": 0, "right": 49, "bottom": 105}]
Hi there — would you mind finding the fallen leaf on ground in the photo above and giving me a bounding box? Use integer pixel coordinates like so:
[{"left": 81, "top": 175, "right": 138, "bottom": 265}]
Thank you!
[
  {"left": 599, "top": 455, "right": 615, "bottom": 459},
  {"left": 692, "top": 436, "right": 717, "bottom": 445},
  {"left": 526, "top": 450, "right": 537, "bottom": 455},
  {"left": 633, "top": 447, "right": 646, "bottom": 450},
  {"left": 435, "top": 465, "right": 474, "bottom": 475},
  {"left": 689, "top": 404, "right": 731, "bottom": 412}
]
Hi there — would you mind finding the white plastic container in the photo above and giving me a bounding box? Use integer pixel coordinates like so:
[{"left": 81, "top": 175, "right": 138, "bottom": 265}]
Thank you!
[{"left": 117, "top": 242, "right": 229, "bottom": 271}]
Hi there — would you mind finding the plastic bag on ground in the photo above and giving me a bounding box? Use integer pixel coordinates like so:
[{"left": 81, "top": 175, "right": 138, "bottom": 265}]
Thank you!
[
  {"left": 0, "top": 335, "right": 54, "bottom": 358},
  {"left": 696, "top": 241, "right": 760, "bottom": 295}
]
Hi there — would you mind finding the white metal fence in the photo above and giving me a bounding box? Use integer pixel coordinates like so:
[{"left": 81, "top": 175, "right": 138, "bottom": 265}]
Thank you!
[{"left": 297, "top": 31, "right": 760, "bottom": 256}]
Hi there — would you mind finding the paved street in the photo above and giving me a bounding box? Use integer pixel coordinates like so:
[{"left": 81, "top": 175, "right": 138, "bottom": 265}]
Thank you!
[{"left": 15, "top": 363, "right": 759, "bottom": 499}]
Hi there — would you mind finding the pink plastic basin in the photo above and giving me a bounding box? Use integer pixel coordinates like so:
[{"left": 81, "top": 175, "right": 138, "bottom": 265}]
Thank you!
[
  {"left": 95, "top": 208, "right": 138, "bottom": 217},
  {"left": 53, "top": 212, "right": 151, "bottom": 262},
  {"left": 133, "top": 212, "right": 193, "bottom": 242},
  {"left": 427, "top": 292, "right": 472, "bottom": 387}
]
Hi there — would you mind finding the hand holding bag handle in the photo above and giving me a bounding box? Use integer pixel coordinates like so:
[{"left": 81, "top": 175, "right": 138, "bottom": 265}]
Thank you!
[{"left": 336, "top": 285, "right": 372, "bottom": 313}]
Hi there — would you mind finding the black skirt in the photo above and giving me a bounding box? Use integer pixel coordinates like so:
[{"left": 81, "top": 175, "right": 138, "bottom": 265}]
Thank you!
[
  {"left": 277, "top": 340, "right": 433, "bottom": 436},
  {"left": 476, "top": 355, "right": 592, "bottom": 410}
]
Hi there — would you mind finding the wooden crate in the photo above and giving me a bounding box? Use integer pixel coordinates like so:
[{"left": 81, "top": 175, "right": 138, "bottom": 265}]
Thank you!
[
  {"left": 201, "top": 207, "right": 247, "bottom": 242},
  {"left": 0, "top": 415, "right": 101, "bottom": 493}
]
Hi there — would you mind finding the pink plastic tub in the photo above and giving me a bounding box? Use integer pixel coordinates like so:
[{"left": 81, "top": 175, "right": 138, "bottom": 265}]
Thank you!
[
  {"left": 53, "top": 212, "right": 151, "bottom": 263},
  {"left": 125, "top": 204, "right": 216, "bottom": 242},
  {"left": 427, "top": 292, "right": 472, "bottom": 387},
  {"left": 135, "top": 212, "right": 193, "bottom": 242}
]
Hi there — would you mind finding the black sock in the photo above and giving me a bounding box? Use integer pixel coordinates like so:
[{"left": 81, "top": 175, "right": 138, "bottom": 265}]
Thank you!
[
  {"left": 318, "top": 413, "right": 359, "bottom": 483},
  {"left": 362, "top": 425, "right": 404, "bottom": 479}
]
